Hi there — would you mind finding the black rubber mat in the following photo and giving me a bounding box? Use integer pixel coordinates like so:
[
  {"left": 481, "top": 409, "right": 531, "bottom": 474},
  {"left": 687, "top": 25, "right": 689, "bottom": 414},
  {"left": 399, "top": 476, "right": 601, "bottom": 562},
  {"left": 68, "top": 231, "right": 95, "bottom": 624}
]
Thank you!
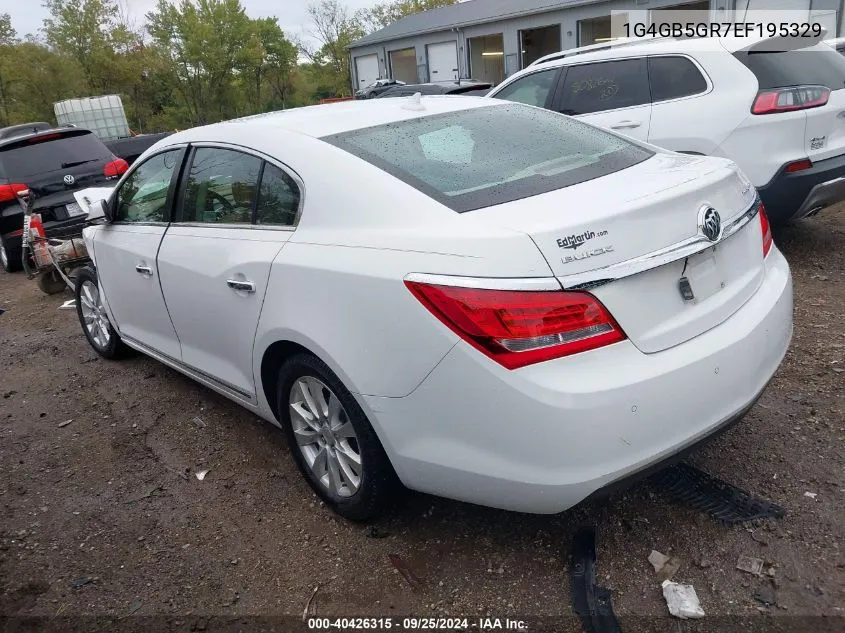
[
  {"left": 571, "top": 526, "right": 622, "bottom": 633},
  {"left": 650, "top": 463, "right": 786, "bottom": 524}
]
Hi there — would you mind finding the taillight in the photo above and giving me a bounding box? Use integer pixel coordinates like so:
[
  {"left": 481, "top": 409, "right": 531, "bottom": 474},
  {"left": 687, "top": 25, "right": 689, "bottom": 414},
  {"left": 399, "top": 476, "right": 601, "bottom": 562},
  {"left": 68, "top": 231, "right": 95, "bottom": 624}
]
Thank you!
[
  {"left": 405, "top": 281, "right": 626, "bottom": 369},
  {"left": 751, "top": 85, "right": 830, "bottom": 115},
  {"left": 759, "top": 203, "right": 773, "bottom": 257},
  {"left": 0, "top": 183, "right": 28, "bottom": 203},
  {"left": 104, "top": 158, "right": 129, "bottom": 178}
]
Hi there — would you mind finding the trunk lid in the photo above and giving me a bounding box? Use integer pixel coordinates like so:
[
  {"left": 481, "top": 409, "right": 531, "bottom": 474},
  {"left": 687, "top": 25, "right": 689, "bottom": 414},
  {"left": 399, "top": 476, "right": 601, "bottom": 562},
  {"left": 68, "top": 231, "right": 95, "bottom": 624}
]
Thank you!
[{"left": 472, "top": 152, "right": 765, "bottom": 353}]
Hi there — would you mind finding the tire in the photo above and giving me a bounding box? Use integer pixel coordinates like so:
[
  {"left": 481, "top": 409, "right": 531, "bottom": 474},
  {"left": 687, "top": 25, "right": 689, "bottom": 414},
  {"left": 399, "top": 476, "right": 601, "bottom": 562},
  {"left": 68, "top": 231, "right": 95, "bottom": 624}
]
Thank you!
[
  {"left": 37, "top": 269, "right": 68, "bottom": 295},
  {"left": 75, "top": 266, "right": 129, "bottom": 359},
  {"left": 0, "top": 234, "right": 23, "bottom": 273},
  {"left": 277, "top": 353, "right": 398, "bottom": 521}
]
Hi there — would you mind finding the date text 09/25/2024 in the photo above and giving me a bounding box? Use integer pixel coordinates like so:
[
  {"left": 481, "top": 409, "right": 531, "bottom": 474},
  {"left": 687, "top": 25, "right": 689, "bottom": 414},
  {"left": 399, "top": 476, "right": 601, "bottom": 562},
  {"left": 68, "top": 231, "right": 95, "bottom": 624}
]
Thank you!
[
  {"left": 307, "top": 617, "right": 528, "bottom": 630},
  {"left": 624, "top": 21, "right": 824, "bottom": 39}
]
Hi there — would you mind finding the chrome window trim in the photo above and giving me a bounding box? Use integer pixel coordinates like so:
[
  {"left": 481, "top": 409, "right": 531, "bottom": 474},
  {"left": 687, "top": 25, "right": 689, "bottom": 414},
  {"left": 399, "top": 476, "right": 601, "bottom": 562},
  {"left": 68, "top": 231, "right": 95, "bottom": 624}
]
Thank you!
[
  {"left": 558, "top": 198, "right": 761, "bottom": 290},
  {"left": 404, "top": 273, "right": 561, "bottom": 292},
  {"left": 182, "top": 141, "right": 305, "bottom": 229},
  {"left": 170, "top": 222, "right": 295, "bottom": 232}
]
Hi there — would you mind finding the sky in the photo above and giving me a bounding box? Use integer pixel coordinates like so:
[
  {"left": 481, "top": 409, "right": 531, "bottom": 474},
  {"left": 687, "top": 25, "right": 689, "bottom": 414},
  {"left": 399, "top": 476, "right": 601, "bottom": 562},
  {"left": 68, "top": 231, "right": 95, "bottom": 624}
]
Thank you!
[{"left": 0, "top": 0, "right": 377, "bottom": 48}]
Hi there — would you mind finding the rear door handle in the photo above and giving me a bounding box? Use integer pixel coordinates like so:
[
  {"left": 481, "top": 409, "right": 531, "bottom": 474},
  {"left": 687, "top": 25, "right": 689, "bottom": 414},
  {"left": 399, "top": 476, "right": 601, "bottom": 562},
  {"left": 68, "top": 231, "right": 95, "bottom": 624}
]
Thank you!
[
  {"left": 610, "top": 120, "right": 642, "bottom": 129},
  {"left": 135, "top": 265, "right": 153, "bottom": 276},
  {"left": 227, "top": 279, "right": 255, "bottom": 293}
]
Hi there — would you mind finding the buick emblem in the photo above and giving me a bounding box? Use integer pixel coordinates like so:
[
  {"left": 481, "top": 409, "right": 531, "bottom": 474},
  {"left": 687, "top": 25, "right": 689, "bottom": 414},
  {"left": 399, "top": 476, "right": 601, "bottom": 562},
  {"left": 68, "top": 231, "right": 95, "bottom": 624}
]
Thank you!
[
  {"left": 699, "top": 206, "right": 722, "bottom": 242},
  {"left": 63, "top": 174, "right": 75, "bottom": 186}
]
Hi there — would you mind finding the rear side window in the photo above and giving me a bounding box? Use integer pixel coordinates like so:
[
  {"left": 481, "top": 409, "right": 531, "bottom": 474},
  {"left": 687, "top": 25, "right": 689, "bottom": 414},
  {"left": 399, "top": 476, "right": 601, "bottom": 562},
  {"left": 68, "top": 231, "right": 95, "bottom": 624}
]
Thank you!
[
  {"left": 493, "top": 69, "right": 557, "bottom": 108},
  {"left": 0, "top": 132, "right": 112, "bottom": 180},
  {"left": 558, "top": 59, "right": 649, "bottom": 115},
  {"left": 734, "top": 45, "right": 845, "bottom": 89},
  {"left": 648, "top": 56, "right": 708, "bottom": 102},
  {"left": 323, "top": 103, "right": 652, "bottom": 213},
  {"left": 255, "top": 164, "right": 300, "bottom": 226},
  {"left": 180, "top": 147, "right": 262, "bottom": 224}
]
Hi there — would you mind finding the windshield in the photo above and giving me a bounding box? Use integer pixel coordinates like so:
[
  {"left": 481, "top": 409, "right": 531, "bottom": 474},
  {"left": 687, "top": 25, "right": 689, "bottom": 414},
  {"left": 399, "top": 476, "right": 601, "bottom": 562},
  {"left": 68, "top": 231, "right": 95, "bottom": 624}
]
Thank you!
[{"left": 323, "top": 103, "right": 652, "bottom": 212}]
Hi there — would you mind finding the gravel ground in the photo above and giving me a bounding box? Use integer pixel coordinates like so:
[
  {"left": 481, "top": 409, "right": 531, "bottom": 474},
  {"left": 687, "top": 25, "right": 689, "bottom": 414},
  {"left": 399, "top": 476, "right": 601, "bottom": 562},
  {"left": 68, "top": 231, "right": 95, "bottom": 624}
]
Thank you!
[{"left": 0, "top": 205, "right": 843, "bottom": 632}]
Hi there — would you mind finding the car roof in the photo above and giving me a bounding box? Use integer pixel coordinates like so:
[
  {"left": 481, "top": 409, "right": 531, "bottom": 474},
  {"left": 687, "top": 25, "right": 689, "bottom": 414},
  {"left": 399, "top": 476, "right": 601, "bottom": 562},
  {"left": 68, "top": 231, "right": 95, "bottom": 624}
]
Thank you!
[
  {"left": 161, "top": 96, "right": 497, "bottom": 143},
  {"left": 0, "top": 126, "right": 96, "bottom": 149}
]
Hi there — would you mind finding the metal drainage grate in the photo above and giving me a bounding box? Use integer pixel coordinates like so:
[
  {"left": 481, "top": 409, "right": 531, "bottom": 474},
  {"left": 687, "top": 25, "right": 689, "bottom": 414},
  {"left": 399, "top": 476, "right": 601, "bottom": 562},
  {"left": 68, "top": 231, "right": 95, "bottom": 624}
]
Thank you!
[{"left": 650, "top": 463, "right": 786, "bottom": 525}]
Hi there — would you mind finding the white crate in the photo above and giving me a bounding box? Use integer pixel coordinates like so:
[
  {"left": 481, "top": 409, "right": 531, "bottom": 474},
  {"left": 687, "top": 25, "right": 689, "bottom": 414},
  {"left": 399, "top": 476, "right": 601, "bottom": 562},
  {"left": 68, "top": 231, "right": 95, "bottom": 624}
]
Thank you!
[{"left": 54, "top": 95, "right": 130, "bottom": 141}]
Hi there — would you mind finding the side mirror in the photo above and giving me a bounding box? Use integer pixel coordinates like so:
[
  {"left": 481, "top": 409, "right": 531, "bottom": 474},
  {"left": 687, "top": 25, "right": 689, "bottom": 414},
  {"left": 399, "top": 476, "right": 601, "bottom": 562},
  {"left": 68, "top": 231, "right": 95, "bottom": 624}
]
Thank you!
[
  {"left": 102, "top": 199, "right": 116, "bottom": 223},
  {"left": 87, "top": 198, "right": 113, "bottom": 222}
]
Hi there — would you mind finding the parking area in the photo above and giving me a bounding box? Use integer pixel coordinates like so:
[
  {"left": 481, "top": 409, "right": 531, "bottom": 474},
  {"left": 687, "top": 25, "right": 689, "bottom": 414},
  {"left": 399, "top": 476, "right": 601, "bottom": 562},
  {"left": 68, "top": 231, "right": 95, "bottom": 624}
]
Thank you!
[{"left": 0, "top": 206, "right": 843, "bottom": 628}]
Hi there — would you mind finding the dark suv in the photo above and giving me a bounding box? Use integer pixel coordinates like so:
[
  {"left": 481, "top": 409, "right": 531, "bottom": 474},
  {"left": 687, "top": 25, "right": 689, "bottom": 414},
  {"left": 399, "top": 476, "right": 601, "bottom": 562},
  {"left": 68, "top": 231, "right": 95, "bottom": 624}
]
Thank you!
[{"left": 0, "top": 126, "right": 127, "bottom": 272}]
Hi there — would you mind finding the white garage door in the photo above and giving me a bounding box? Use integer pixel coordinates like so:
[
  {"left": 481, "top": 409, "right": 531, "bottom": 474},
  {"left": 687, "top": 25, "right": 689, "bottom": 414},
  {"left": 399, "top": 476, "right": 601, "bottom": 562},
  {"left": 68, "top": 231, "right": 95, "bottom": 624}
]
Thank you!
[
  {"left": 355, "top": 54, "right": 379, "bottom": 90},
  {"left": 427, "top": 41, "right": 458, "bottom": 81}
]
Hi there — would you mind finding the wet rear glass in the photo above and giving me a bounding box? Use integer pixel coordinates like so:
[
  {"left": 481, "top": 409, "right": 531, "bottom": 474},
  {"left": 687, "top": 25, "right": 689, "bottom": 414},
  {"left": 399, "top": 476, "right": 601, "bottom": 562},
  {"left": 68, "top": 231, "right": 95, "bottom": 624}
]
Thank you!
[{"left": 322, "top": 103, "right": 653, "bottom": 213}]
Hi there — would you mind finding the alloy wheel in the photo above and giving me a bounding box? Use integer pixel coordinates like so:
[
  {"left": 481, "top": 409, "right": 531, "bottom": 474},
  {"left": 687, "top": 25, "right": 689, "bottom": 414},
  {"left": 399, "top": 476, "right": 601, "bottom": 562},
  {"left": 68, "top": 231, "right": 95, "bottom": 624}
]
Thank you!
[
  {"left": 79, "top": 280, "right": 111, "bottom": 349},
  {"left": 289, "top": 377, "right": 362, "bottom": 498},
  {"left": 0, "top": 243, "right": 7, "bottom": 270}
]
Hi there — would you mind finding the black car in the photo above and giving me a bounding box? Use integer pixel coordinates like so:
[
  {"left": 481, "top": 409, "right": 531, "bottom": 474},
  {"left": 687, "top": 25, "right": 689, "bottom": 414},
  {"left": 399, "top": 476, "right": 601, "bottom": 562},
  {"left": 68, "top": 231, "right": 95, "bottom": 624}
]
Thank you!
[
  {"left": 0, "top": 127, "right": 127, "bottom": 272},
  {"left": 355, "top": 78, "right": 406, "bottom": 99},
  {"left": 376, "top": 81, "right": 493, "bottom": 98},
  {"left": 105, "top": 132, "right": 172, "bottom": 166}
]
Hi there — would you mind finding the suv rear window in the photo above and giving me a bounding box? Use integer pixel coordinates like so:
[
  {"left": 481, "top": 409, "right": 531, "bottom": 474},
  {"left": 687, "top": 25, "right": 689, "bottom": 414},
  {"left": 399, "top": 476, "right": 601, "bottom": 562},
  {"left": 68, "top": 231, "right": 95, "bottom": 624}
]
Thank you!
[
  {"left": 323, "top": 103, "right": 652, "bottom": 213},
  {"left": 0, "top": 131, "right": 112, "bottom": 180},
  {"left": 734, "top": 44, "right": 845, "bottom": 90}
]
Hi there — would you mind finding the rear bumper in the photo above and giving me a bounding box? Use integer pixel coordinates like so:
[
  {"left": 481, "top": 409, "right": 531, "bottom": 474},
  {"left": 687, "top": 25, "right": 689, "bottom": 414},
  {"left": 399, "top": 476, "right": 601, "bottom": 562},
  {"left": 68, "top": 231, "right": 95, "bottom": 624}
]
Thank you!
[
  {"left": 362, "top": 248, "right": 793, "bottom": 514},
  {"left": 758, "top": 152, "right": 845, "bottom": 225}
]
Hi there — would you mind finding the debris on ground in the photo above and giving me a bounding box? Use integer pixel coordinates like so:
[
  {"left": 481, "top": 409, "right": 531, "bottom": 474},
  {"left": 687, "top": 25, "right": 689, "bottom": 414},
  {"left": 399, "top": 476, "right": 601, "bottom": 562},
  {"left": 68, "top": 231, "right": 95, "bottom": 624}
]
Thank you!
[
  {"left": 195, "top": 469, "right": 209, "bottom": 481},
  {"left": 571, "top": 526, "right": 621, "bottom": 633},
  {"left": 804, "top": 491, "right": 818, "bottom": 499},
  {"left": 191, "top": 416, "right": 206, "bottom": 428},
  {"left": 754, "top": 583, "right": 777, "bottom": 606},
  {"left": 127, "top": 600, "right": 142, "bottom": 615},
  {"left": 651, "top": 463, "right": 786, "bottom": 524},
  {"left": 389, "top": 554, "right": 422, "bottom": 590},
  {"left": 737, "top": 555, "right": 764, "bottom": 576},
  {"left": 648, "top": 550, "right": 681, "bottom": 580},
  {"left": 71, "top": 577, "right": 93, "bottom": 588},
  {"left": 662, "top": 579, "right": 705, "bottom": 619},
  {"left": 58, "top": 419, "right": 73, "bottom": 428},
  {"left": 302, "top": 584, "right": 320, "bottom": 621},
  {"left": 58, "top": 300, "right": 76, "bottom": 310}
]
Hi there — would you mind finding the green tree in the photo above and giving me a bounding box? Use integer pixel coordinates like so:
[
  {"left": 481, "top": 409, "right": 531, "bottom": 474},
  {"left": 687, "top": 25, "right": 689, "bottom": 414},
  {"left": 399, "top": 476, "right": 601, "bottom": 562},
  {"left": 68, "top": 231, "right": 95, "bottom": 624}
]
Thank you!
[
  {"left": 0, "top": 13, "right": 17, "bottom": 125},
  {"left": 304, "top": 0, "right": 363, "bottom": 97},
  {"left": 43, "top": 0, "right": 121, "bottom": 92}
]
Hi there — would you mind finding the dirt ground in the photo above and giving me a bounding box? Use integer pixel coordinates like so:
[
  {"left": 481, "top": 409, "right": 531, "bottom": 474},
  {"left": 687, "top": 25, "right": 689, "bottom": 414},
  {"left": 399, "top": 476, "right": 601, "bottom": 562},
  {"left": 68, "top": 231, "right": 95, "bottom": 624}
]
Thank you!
[{"left": 1, "top": 205, "right": 843, "bottom": 633}]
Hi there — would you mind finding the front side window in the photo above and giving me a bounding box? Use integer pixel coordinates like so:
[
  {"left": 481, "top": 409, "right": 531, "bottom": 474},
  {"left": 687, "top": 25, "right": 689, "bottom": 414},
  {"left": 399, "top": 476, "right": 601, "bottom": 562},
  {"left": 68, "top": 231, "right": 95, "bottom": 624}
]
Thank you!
[
  {"left": 493, "top": 69, "right": 557, "bottom": 108},
  {"left": 256, "top": 164, "right": 300, "bottom": 226},
  {"left": 324, "top": 103, "right": 652, "bottom": 213},
  {"left": 558, "top": 59, "right": 649, "bottom": 115},
  {"left": 648, "top": 56, "right": 708, "bottom": 102},
  {"left": 180, "top": 147, "right": 262, "bottom": 224},
  {"left": 114, "top": 149, "right": 183, "bottom": 223}
]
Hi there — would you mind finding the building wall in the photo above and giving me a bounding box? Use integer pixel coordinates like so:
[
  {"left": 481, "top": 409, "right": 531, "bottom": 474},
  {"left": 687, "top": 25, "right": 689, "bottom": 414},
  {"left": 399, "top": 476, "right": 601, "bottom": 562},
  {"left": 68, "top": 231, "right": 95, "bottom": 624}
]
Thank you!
[{"left": 349, "top": 0, "right": 839, "bottom": 89}]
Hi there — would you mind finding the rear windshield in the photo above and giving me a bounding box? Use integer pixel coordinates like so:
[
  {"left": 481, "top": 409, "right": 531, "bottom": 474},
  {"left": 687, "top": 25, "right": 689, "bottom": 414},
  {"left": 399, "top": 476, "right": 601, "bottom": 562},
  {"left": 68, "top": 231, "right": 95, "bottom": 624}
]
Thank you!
[
  {"left": 0, "top": 131, "right": 112, "bottom": 179},
  {"left": 323, "top": 103, "right": 652, "bottom": 213},
  {"left": 734, "top": 45, "right": 845, "bottom": 90}
]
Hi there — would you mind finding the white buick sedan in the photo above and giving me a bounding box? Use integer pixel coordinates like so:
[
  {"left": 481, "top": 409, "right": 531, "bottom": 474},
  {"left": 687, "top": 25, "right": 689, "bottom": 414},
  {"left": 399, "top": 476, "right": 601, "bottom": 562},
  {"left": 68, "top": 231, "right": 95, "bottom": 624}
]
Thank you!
[{"left": 76, "top": 96, "right": 793, "bottom": 520}]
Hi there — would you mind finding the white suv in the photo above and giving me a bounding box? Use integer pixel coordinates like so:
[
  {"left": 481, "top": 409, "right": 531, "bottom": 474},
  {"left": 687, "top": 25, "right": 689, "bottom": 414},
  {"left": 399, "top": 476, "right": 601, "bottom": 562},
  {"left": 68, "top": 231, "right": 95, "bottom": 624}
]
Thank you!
[{"left": 487, "top": 34, "right": 845, "bottom": 226}]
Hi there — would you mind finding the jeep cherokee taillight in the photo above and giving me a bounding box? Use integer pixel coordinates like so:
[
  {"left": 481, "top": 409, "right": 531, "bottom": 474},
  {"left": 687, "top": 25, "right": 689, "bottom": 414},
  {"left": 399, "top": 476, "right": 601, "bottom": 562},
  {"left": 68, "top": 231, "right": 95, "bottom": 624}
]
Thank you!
[{"left": 752, "top": 85, "right": 830, "bottom": 115}]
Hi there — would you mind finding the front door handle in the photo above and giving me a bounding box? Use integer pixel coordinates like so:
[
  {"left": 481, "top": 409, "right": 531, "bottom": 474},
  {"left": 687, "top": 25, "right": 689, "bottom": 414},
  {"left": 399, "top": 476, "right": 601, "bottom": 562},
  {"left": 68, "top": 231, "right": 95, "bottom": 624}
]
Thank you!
[
  {"left": 610, "top": 120, "right": 642, "bottom": 129},
  {"left": 227, "top": 279, "right": 255, "bottom": 293},
  {"left": 135, "top": 265, "right": 153, "bottom": 276}
]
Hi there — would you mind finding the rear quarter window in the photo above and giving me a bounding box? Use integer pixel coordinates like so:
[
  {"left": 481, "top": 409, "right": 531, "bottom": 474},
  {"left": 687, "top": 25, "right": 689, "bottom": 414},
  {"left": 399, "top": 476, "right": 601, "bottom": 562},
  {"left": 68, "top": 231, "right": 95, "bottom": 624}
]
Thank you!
[
  {"left": 734, "top": 44, "right": 845, "bottom": 89},
  {"left": 322, "top": 103, "right": 652, "bottom": 213}
]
